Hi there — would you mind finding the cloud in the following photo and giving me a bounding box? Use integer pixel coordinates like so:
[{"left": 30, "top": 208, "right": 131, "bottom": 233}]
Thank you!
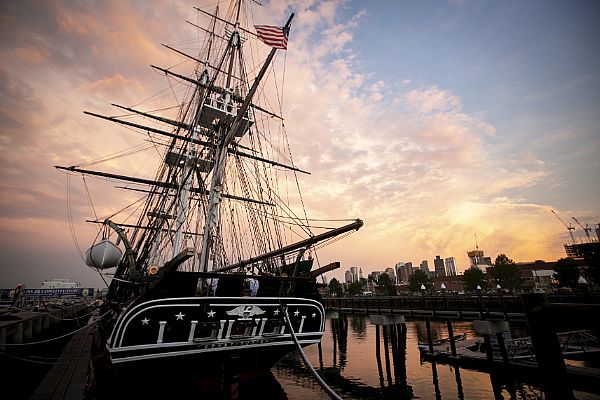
[
  {"left": 0, "top": 0, "right": 589, "bottom": 288},
  {"left": 405, "top": 86, "right": 462, "bottom": 114}
]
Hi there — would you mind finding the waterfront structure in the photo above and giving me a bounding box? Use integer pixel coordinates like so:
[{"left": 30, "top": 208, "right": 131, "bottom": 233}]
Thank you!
[
  {"left": 445, "top": 257, "right": 458, "bottom": 276},
  {"left": 434, "top": 255, "right": 446, "bottom": 277}
]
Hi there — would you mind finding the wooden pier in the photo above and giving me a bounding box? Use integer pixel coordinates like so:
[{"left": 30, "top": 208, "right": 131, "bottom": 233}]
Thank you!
[{"left": 30, "top": 322, "right": 96, "bottom": 400}]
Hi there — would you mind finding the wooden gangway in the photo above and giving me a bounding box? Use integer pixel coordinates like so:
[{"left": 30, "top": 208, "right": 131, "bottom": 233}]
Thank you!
[{"left": 30, "top": 318, "right": 97, "bottom": 400}]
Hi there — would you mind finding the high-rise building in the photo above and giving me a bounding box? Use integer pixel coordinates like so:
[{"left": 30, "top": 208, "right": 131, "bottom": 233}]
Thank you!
[
  {"left": 395, "top": 262, "right": 415, "bottom": 283},
  {"left": 350, "top": 266, "right": 358, "bottom": 282},
  {"left": 402, "top": 262, "right": 414, "bottom": 282},
  {"left": 445, "top": 257, "right": 457, "bottom": 276},
  {"left": 434, "top": 255, "right": 446, "bottom": 277},
  {"left": 385, "top": 267, "right": 397, "bottom": 284},
  {"left": 420, "top": 260, "right": 430, "bottom": 276},
  {"left": 359, "top": 268, "right": 364, "bottom": 280},
  {"left": 395, "top": 262, "right": 404, "bottom": 277},
  {"left": 467, "top": 249, "right": 493, "bottom": 270},
  {"left": 345, "top": 269, "right": 353, "bottom": 284}
]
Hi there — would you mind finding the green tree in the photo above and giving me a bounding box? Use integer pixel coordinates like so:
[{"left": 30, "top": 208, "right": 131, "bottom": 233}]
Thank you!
[
  {"left": 408, "top": 269, "right": 431, "bottom": 292},
  {"left": 347, "top": 280, "right": 364, "bottom": 296},
  {"left": 553, "top": 258, "right": 580, "bottom": 289},
  {"left": 377, "top": 273, "right": 395, "bottom": 295},
  {"left": 328, "top": 278, "right": 340, "bottom": 296},
  {"left": 462, "top": 267, "right": 487, "bottom": 292},
  {"left": 489, "top": 254, "right": 522, "bottom": 292}
]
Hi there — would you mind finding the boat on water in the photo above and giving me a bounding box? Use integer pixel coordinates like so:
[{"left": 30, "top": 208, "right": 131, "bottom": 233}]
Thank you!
[
  {"left": 55, "top": 0, "right": 362, "bottom": 391},
  {"left": 419, "top": 330, "right": 600, "bottom": 363},
  {"left": 417, "top": 332, "right": 467, "bottom": 351}
]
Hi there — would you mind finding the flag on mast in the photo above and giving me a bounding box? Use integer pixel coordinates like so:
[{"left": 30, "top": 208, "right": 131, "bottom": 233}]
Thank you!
[{"left": 254, "top": 25, "right": 289, "bottom": 50}]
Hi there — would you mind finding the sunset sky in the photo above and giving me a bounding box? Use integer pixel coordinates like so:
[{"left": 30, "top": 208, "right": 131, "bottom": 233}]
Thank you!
[{"left": 1, "top": 0, "right": 599, "bottom": 288}]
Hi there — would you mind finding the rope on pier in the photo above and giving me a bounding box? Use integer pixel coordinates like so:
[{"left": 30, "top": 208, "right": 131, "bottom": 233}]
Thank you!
[
  {"left": 10, "top": 305, "right": 99, "bottom": 321},
  {"left": 282, "top": 306, "right": 343, "bottom": 400}
]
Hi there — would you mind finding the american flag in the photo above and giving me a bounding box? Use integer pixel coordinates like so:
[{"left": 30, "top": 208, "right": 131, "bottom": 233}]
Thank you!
[{"left": 254, "top": 25, "right": 289, "bottom": 50}]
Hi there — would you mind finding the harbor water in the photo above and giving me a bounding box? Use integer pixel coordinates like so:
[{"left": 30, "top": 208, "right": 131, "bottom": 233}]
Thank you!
[
  {"left": 8, "top": 313, "right": 600, "bottom": 399},
  {"left": 270, "top": 314, "right": 600, "bottom": 400}
]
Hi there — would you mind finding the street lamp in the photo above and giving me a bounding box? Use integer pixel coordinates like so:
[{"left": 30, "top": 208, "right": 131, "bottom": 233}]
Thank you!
[
  {"left": 496, "top": 283, "right": 507, "bottom": 320},
  {"left": 476, "top": 284, "right": 483, "bottom": 317},
  {"left": 578, "top": 276, "right": 588, "bottom": 296},
  {"left": 440, "top": 283, "right": 447, "bottom": 309}
]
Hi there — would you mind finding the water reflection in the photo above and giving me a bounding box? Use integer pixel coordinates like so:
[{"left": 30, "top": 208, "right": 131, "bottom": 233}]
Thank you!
[
  {"left": 331, "top": 314, "right": 349, "bottom": 368},
  {"left": 271, "top": 315, "right": 595, "bottom": 399},
  {"left": 350, "top": 314, "right": 367, "bottom": 337}
]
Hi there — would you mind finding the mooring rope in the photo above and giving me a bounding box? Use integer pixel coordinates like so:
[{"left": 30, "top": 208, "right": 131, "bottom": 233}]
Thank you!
[
  {"left": 9, "top": 305, "right": 99, "bottom": 321},
  {"left": 282, "top": 306, "right": 343, "bottom": 400}
]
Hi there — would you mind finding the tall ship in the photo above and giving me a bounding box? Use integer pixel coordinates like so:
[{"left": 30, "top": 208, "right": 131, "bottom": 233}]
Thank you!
[{"left": 55, "top": 0, "right": 362, "bottom": 392}]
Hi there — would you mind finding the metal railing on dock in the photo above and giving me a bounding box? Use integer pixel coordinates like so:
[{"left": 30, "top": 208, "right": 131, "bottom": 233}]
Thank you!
[{"left": 323, "top": 293, "right": 599, "bottom": 321}]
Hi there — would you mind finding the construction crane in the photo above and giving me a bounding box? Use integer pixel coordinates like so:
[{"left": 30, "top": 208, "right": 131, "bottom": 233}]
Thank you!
[
  {"left": 572, "top": 216, "right": 592, "bottom": 240},
  {"left": 550, "top": 210, "right": 575, "bottom": 243}
]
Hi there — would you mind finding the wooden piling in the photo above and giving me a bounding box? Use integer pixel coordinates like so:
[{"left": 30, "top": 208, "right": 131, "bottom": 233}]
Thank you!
[
  {"left": 425, "top": 317, "right": 434, "bottom": 354},
  {"left": 446, "top": 318, "right": 457, "bottom": 358},
  {"left": 495, "top": 331, "right": 510, "bottom": 366},
  {"left": 522, "top": 293, "right": 574, "bottom": 400}
]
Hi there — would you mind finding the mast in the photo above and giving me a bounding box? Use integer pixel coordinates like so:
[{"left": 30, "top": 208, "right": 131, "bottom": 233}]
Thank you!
[
  {"left": 171, "top": 6, "right": 219, "bottom": 258},
  {"left": 199, "top": 13, "right": 295, "bottom": 272}
]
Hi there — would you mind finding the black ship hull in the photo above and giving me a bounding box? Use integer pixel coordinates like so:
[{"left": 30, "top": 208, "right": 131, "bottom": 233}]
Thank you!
[
  {"left": 88, "top": 295, "right": 324, "bottom": 397},
  {"left": 108, "top": 296, "right": 324, "bottom": 365}
]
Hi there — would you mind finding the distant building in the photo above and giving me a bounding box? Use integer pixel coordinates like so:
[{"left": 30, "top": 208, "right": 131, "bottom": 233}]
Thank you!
[
  {"left": 420, "top": 260, "right": 430, "bottom": 276},
  {"left": 395, "top": 262, "right": 405, "bottom": 282},
  {"left": 467, "top": 249, "right": 493, "bottom": 270},
  {"left": 350, "top": 266, "right": 358, "bottom": 283},
  {"left": 345, "top": 269, "right": 353, "bottom": 284},
  {"left": 445, "top": 257, "right": 457, "bottom": 276},
  {"left": 385, "top": 267, "right": 397, "bottom": 284},
  {"left": 395, "top": 262, "right": 413, "bottom": 283},
  {"left": 368, "top": 271, "right": 381, "bottom": 282},
  {"left": 359, "top": 268, "right": 364, "bottom": 280},
  {"left": 434, "top": 255, "right": 446, "bottom": 277},
  {"left": 404, "top": 262, "right": 414, "bottom": 282},
  {"left": 41, "top": 278, "right": 81, "bottom": 289},
  {"left": 481, "top": 259, "right": 589, "bottom": 293}
]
